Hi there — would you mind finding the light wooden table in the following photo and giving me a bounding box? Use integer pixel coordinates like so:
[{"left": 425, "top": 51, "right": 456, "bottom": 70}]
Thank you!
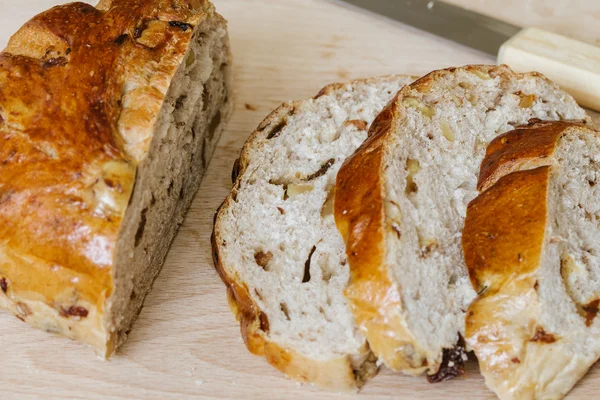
[{"left": 1, "top": 1, "right": 599, "bottom": 399}]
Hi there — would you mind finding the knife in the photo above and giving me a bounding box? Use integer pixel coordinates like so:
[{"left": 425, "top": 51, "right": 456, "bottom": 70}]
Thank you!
[{"left": 335, "top": 0, "right": 600, "bottom": 111}]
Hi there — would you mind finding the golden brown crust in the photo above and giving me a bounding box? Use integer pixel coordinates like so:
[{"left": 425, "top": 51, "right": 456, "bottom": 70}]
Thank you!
[
  {"left": 212, "top": 76, "right": 415, "bottom": 390},
  {"left": 333, "top": 65, "right": 592, "bottom": 376},
  {"left": 334, "top": 99, "right": 428, "bottom": 373},
  {"left": 478, "top": 121, "right": 585, "bottom": 192},
  {"left": 463, "top": 141, "right": 555, "bottom": 399},
  {"left": 464, "top": 166, "right": 550, "bottom": 295},
  {"left": 334, "top": 66, "right": 499, "bottom": 374},
  {"left": 464, "top": 122, "right": 600, "bottom": 399},
  {"left": 0, "top": 0, "right": 215, "bottom": 352},
  {"left": 467, "top": 122, "right": 574, "bottom": 292}
]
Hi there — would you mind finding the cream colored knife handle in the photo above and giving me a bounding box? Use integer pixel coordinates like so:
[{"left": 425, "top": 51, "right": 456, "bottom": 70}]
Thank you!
[{"left": 498, "top": 27, "right": 600, "bottom": 111}]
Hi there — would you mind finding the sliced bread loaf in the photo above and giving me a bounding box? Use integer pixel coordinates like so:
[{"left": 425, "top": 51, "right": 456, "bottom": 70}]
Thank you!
[
  {"left": 334, "top": 65, "right": 591, "bottom": 380},
  {"left": 464, "top": 121, "right": 600, "bottom": 400},
  {"left": 212, "top": 75, "right": 415, "bottom": 390}
]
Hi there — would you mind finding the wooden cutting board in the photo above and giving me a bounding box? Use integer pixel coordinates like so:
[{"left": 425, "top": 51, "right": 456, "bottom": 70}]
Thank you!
[{"left": 2, "top": 1, "right": 600, "bottom": 399}]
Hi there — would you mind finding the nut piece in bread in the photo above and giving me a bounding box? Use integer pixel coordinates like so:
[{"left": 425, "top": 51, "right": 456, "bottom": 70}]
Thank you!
[
  {"left": 213, "top": 76, "right": 415, "bottom": 390},
  {"left": 334, "top": 65, "right": 590, "bottom": 378},
  {"left": 464, "top": 121, "right": 600, "bottom": 400},
  {"left": 0, "top": 0, "right": 232, "bottom": 357}
]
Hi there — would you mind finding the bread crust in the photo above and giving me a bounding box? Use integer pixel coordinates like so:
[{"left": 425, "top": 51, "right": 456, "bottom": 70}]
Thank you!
[
  {"left": 212, "top": 222, "right": 367, "bottom": 390},
  {"left": 477, "top": 120, "right": 587, "bottom": 192},
  {"left": 334, "top": 65, "right": 592, "bottom": 375},
  {"left": 334, "top": 98, "right": 429, "bottom": 374},
  {"left": 212, "top": 76, "right": 413, "bottom": 390},
  {"left": 0, "top": 0, "right": 221, "bottom": 355},
  {"left": 464, "top": 122, "right": 600, "bottom": 399}
]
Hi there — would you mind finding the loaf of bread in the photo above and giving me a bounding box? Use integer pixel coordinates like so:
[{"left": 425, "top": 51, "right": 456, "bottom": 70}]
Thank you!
[
  {"left": 0, "top": 0, "right": 232, "bottom": 356},
  {"left": 212, "top": 75, "right": 415, "bottom": 390},
  {"left": 464, "top": 121, "right": 600, "bottom": 400},
  {"left": 334, "top": 65, "right": 590, "bottom": 380}
]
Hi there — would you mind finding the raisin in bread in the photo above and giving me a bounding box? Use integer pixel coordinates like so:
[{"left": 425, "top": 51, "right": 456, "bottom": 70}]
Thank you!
[
  {"left": 0, "top": 0, "right": 232, "bottom": 357},
  {"left": 334, "top": 65, "right": 591, "bottom": 380},
  {"left": 464, "top": 121, "right": 600, "bottom": 400},
  {"left": 212, "top": 75, "right": 415, "bottom": 390}
]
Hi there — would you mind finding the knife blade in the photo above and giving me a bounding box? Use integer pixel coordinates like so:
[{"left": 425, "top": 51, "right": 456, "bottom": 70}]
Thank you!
[
  {"left": 337, "top": 0, "right": 521, "bottom": 56},
  {"left": 334, "top": 0, "right": 600, "bottom": 111}
]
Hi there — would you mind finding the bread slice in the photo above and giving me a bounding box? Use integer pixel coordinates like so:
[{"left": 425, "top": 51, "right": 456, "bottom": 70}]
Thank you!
[
  {"left": 0, "top": 0, "right": 232, "bottom": 357},
  {"left": 212, "top": 75, "right": 415, "bottom": 390},
  {"left": 334, "top": 65, "right": 591, "bottom": 380},
  {"left": 464, "top": 121, "right": 600, "bottom": 400}
]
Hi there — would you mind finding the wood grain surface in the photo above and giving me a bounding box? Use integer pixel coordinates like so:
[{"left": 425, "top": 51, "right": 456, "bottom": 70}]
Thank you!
[{"left": 1, "top": 1, "right": 599, "bottom": 399}]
